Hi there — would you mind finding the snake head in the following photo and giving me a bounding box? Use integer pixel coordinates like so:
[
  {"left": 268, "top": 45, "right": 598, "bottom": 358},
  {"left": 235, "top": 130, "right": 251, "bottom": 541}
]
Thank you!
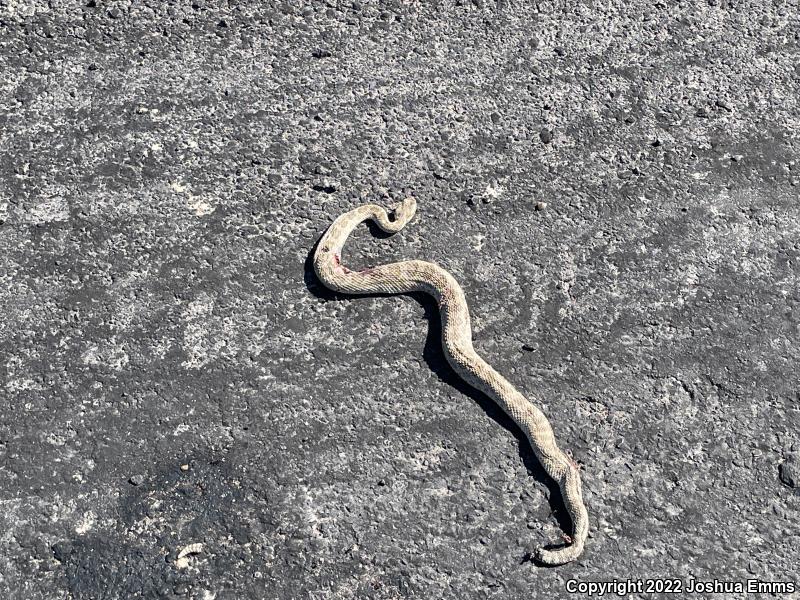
[{"left": 391, "top": 197, "right": 417, "bottom": 226}]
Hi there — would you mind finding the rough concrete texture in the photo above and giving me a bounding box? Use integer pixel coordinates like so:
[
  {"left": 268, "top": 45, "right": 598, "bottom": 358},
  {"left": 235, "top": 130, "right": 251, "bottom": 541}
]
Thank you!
[{"left": 1, "top": 1, "right": 799, "bottom": 599}]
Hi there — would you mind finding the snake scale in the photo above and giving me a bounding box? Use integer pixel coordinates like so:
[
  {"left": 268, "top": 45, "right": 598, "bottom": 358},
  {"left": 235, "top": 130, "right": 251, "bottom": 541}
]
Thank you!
[{"left": 313, "top": 198, "right": 588, "bottom": 565}]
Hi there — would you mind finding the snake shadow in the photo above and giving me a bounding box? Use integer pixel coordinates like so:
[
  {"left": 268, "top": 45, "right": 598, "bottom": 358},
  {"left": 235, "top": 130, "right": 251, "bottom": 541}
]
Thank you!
[{"left": 304, "top": 231, "right": 574, "bottom": 565}]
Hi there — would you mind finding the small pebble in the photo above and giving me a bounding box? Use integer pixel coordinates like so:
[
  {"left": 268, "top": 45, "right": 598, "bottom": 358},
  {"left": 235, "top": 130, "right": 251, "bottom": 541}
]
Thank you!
[
  {"left": 129, "top": 474, "right": 145, "bottom": 486},
  {"left": 180, "top": 464, "right": 190, "bottom": 472},
  {"left": 52, "top": 541, "right": 73, "bottom": 563},
  {"left": 779, "top": 458, "right": 797, "bottom": 488},
  {"left": 534, "top": 201, "right": 547, "bottom": 211},
  {"left": 312, "top": 180, "right": 337, "bottom": 193},
  {"left": 539, "top": 128, "right": 553, "bottom": 144}
]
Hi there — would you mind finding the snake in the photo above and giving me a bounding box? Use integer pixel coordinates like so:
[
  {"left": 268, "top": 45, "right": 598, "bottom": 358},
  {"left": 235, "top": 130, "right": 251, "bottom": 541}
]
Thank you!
[{"left": 313, "top": 197, "right": 588, "bottom": 565}]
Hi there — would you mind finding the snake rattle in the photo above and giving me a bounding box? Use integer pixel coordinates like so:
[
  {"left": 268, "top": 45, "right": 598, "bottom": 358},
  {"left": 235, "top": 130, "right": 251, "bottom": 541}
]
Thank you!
[{"left": 313, "top": 197, "right": 588, "bottom": 565}]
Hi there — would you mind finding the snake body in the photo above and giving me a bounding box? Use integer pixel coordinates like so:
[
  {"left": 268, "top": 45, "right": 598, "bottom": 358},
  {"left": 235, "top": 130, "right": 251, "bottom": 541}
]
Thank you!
[{"left": 313, "top": 198, "right": 588, "bottom": 565}]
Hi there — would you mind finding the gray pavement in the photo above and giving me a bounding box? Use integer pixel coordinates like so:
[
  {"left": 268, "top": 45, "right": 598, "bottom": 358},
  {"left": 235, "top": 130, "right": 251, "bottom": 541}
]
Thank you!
[{"left": 0, "top": 1, "right": 798, "bottom": 598}]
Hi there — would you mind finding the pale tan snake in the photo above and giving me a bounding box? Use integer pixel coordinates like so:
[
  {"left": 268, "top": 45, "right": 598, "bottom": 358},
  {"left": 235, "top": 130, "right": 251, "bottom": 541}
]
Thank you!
[{"left": 313, "top": 197, "right": 588, "bottom": 565}]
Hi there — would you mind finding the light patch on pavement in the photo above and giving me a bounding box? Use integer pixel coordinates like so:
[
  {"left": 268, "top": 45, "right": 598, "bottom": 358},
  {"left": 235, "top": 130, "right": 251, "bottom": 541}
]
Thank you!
[
  {"left": 170, "top": 181, "right": 216, "bottom": 216},
  {"left": 26, "top": 197, "right": 69, "bottom": 224}
]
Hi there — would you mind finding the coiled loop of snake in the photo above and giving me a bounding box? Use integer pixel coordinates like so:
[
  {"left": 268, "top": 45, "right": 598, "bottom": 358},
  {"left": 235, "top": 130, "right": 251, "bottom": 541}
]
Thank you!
[{"left": 313, "top": 198, "right": 588, "bottom": 565}]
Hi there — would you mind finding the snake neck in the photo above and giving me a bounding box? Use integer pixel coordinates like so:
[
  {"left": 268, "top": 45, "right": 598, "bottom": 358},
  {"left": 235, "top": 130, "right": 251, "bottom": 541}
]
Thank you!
[{"left": 314, "top": 201, "right": 417, "bottom": 293}]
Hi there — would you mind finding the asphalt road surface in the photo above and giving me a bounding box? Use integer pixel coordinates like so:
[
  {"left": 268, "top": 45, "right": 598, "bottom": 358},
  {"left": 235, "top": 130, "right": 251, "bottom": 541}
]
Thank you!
[{"left": 1, "top": 1, "right": 798, "bottom": 599}]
